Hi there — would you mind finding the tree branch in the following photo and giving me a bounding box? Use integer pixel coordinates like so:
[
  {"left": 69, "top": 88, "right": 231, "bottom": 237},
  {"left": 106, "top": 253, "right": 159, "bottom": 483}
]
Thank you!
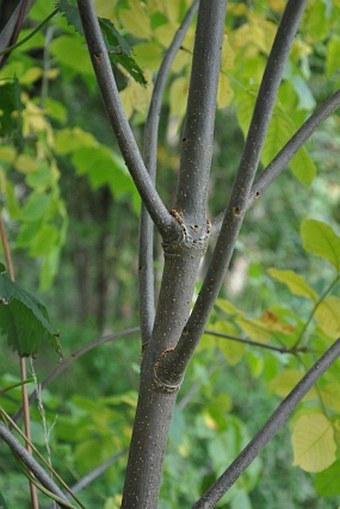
[
  {"left": 76, "top": 0, "right": 178, "bottom": 239},
  {"left": 156, "top": 0, "right": 307, "bottom": 385},
  {"left": 204, "top": 330, "right": 310, "bottom": 354},
  {"left": 0, "top": 422, "right": 70, "bottom": 508},
  {"left": 212, "top": 88, "right": 340, "bottom": 235},
  {"left": 175, "top": 0, "right": 227, "bottom": 227},
  {"left": 192, "top": 337, "right": 340, "bottom": 509},
  {"left": 13, "top": 327, "right": 139, "bottom": 423},
  {"left": 139, "top": 0, "right": 199, "bottom": 344},
  {"left": 249, "top": 89, "right": 340, "bottom": 206}
]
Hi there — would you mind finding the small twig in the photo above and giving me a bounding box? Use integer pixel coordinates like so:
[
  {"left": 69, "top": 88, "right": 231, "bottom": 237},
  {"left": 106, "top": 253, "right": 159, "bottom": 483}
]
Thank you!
[
  {"left": 0, "top": 421, "right": 70, "bottom": 507},
  {"left": 0, "top": 8, "right": 59, "bottom": 58},
  {"left": 1, "top": 409, "right": 86, "bottom": 509},
  {"left": 13, "top": 327, "right": 140, "bottom": 422},
  {"left": 204, "top": 330, "right": 310, "bottom": 354},
  {"left": 0, "top": 215, "right": 39, "bottom": 509},
  {"left": 192, "top": 337, "right": 340, "bottom": 508}
]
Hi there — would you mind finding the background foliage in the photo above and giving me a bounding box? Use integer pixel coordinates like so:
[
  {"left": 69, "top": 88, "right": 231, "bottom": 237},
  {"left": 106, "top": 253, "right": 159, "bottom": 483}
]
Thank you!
[{"left": 0, "top": 0, "right": 339, "bottom": 507}]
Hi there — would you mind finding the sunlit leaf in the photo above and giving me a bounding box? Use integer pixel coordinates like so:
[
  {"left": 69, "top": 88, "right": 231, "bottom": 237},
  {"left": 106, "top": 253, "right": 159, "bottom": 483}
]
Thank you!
[
  {"left": 315, "top": 296, "right": 340, "bottom": 338},
  {"left": 291, "top": 413, "right": 337, "bottom": 472},
  {"left": 269, "top": 369, "right": 316, "bottom": 399},
  {"left": 301, "top": 219, "right": 340, "bottom": 271},
  {"left": 119, "top": 0, "right": 152, "bottom": 39},
  {"left": 268, "top": 268, "right": 317, "bottom": 300},
  {"left": 326, "top": 35, "right": 340, "bottom": 77}
]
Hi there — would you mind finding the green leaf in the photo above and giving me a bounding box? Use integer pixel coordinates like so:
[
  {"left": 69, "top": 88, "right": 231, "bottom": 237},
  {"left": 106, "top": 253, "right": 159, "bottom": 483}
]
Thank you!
[
  {"left": 290, "top": 145, "right": 317, "bottom": 187},
  {"left": 0, "top": 489, "right": 9, "bottom": 509},
  {"left": 57, "top": 0, "right": 84, "bottom": 35},
  {"left": 326, "top": 35, "right": 340, "bottom": 77},
  {"left": 0, "top": 271, "right": 57, "bottom": 356},
  {"left": 99, "top": 18, "right": 147, "bottom": 85},
  {"left": 291, "top": 412, "right": 337, "bottom": 473},
  {"left": 0, "top": 80, "right": 23, "bottom": 137},
  {"left": 300, "top": 219, "right": 340, "bottom": 271},
  {"left": 315, "top": 460, "right": 340, "bottom": 496},
  {"left": 268, "top": 268, "right": 318, "bottom": 300},
  {"left": 20, "top": 192, "right": 51, "bottom": 222}
]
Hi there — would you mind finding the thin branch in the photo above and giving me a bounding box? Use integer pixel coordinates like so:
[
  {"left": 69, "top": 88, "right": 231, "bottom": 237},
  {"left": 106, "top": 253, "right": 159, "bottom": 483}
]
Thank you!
[
  {"left": 76, "top": 0, "right": 178, "bottom": 239},
  {"left": 156, "top": 0, "right": 307, "bottom": 386},
  {"left": 0, "top": 216, "right": 39, "bottom": 509},
  {"left": 192, "top": 337, "right": 340, "bottom": 509},
  {"left": 139, "top": 0, "right": 199, "bottom": 344},
  {"left": 204, "top": 330, "right": 310, "bottom": 354},
  {"left": 249, "top": 89, "right": 340, "bottom": 206},
  {"left": 212, "top": 88, "right": 340, "bottom": 236},
  {"left": 175, "top": 0, "right": 227, "bottom": 226},
  {"left": 0, "top": 9, "right": 59, "bottom": 58},
  {"left": 13, "top": 327, "right": 139, "bottom": 422},
  {"left": 0, "top": 422, "right": 70, "bottom": 507},
  {"left": 69, "top": 449, "right": 127, "bottom": 495}
]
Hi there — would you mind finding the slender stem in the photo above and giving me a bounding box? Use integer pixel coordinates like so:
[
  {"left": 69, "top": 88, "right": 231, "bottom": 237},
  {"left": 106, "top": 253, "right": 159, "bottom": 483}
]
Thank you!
[
  {"left": 13, "top": 327, "right": 139, "bottom": 422},
  {"left": 204, "top": 330, "right": 310, "bottom": 354},
  {"left": 192, "top": 337, "right": 340, "bottom": 509},
  {"left": 0, "top": 216, "right": 39, "bottom": 509},
  {"left": 0, "top": 422, "right": 69, "bottom": 507},
  {"left": 139, "top": 0, "right": 199, "bottom": 344},
  {"left": 0, "top": 9, "right": 59, "bottom": 58},
  {"left": 292, "top": 274, "right": 340, "bottom": 348},
  {"left": 175, "top": 0, "right": 227, "bottom": 226},
  {"left": 156, "top": 0, "right": 307, "bottom": 385},
  {"left": 248, "top": 89, "right": 340, "bottom": 206},
  {"left": 76, "top": 0, "right": 178, "bottom": 239},
  {"left": 212, "top": 89, "right": 340, "bottom": 235}
]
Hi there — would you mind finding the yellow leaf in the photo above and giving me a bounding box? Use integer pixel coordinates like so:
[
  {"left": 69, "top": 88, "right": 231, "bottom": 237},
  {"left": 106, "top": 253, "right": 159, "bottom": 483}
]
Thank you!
[
  {"left": 269, "top": 370, "right": 316, "bottom": 399},
  {"left": 154, "top": 22, "right": 178, "bottom": 48},
  {"left": 315, "top": 296, "right": 340, "bottom": 338},
  {"left": 119, "top": 71, "right": 153, "bottom": 119},
  {"left": 119, "top": 0, "right": 152, "bottom": 39},
  {"left": 133, "top": 42, "right": 163, "bottom": 70},
  {"left": 268, "top": 268, "right": 318, "bottom": 300},
  {"left": 319, "top": 383, "right": 340, "bottom": 412},
  {"left": 268, "top": 0, "right": 286, "bottom": 12},
  {"left": 215, "top": 298, "right": 239, "bottom": 315},
  {"left": 169, "top": 76, "right": 189, "bottom": 118},
  {"left": 15, "top": 154, "right": 38, "bottom": 174},
  {"left": 237, "top": 316, "right": 273, "bottom": 342},
  {"left": 292, "top": 413, "right": 337, "bottom": 472},
  {"left": 217, "top": 73, "right": 234, "bottom": 109},
  {"left": 221, "top": 34, "right": 235, "bottom": 70},
  {"left": 0, "top": 146, "right": 16, "bottom": 163}
]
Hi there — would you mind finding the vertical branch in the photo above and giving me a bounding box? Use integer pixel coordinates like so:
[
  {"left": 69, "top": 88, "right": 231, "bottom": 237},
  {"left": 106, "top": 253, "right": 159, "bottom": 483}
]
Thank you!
[
  {"left": 156, "top": 0, "right": 307, "bottom": 385},
  {"left": 175, "top": 0, "right": 227, "bottom": 227},
  {"left": 139, "top": 0, "right": 199, "bottom": 344},
  {"left": 0, "top": 216, "right": 39, "bottom": 509}
]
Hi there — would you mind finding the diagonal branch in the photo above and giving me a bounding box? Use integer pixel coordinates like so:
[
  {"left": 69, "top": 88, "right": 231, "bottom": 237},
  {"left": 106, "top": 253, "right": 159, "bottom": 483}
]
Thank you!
[
  {"left": 248, "top": 89, "right": 340, "bottom": 206},
  {"left": 212, "top": 88, "right": 340, "bottom": 235},
  {"left": 155, "top": 0, "right": 307, "bottom": 386},
  {"left": 139, "top": 0, "right": 199, "bottom": 343},
  {"left": 76, "top": 0, "right": 178, "bottom": 239},
  {"left": 0, "top": 422, "right": 70, "bottom": 507},
  {"left": 192, "top": 337, "right": 340, "bottom": 509},
  {"left": 13, "top": 326, "right": 139, "bottom": 423}
]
